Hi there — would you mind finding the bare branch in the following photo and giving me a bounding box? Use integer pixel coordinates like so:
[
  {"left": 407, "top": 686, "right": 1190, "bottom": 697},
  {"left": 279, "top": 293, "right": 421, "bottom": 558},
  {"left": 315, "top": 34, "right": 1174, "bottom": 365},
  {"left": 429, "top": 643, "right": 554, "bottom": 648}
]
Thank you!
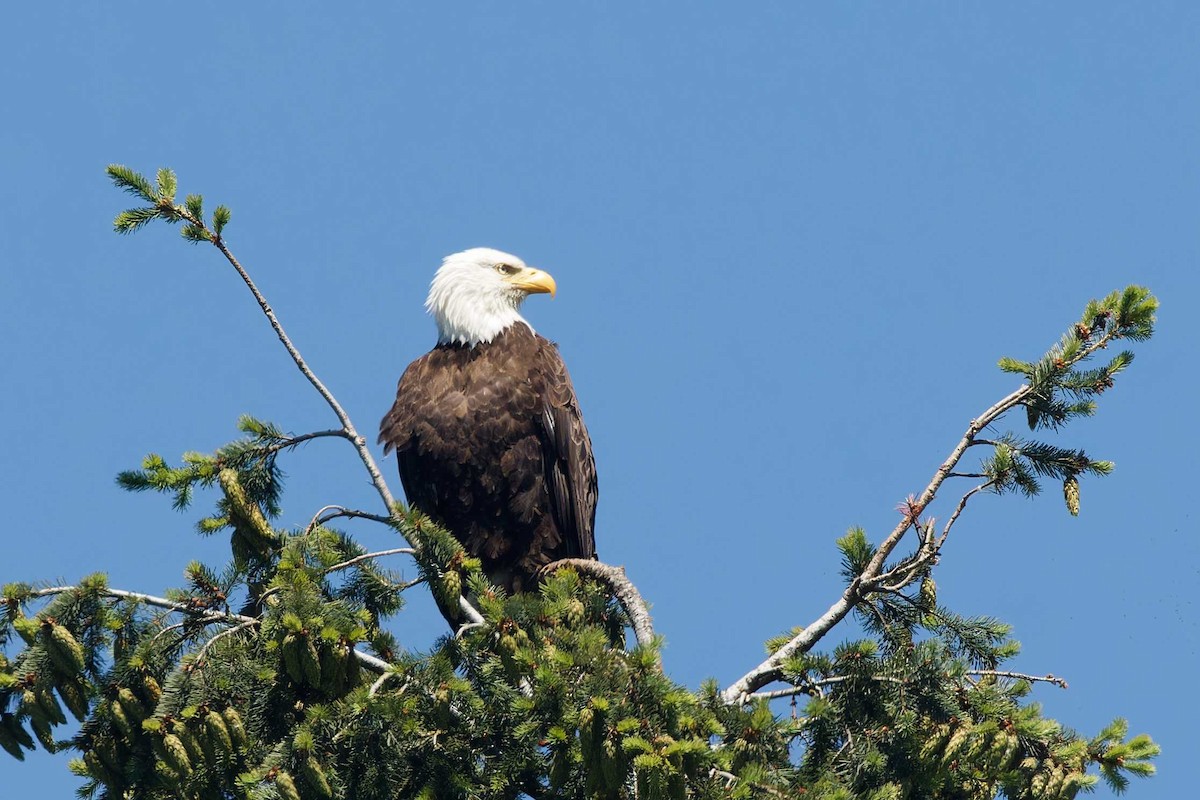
[
  {"left": 304, "top": 505, "right": 394, "bottom": 535},
  {"left": 967, "top": 669, "right": 1068, "bottom": 689},
  {"left": 259, "top": 428, "right": 350, "bottom": 456},
  {"left": 369, "top": 670, "right": 404, "bottom": 697},
  {"left": 169, "top": 206, "right": 484, "bottom": 629},
  {"left": 721, "top": 315, "right": 1122, "bottom": 705},
  {"left": 194, "top": 619, "right": 259, "bottom": 665},
  {"left": 321, "top": 547, "right": 417, "bottom": 575},
  {"left": 540, "top": 559, "right": 655, "bottom": 649},
  {"left": 28, "top": 585, "right": 257, "bottom": 625},
  {"left": 936, "top": 481, "right": 994, "bottom": 548},
  {"left": 205, "top": 234, "right": 395, "bottom": 509},
  {"left": 352, "top": 648, "right": 391, "bottom": 673},
  {"left": 719, "top": 382, "right": 1032, "bottom": 703},
  {"left": 28, "top": 583, "right": 392, "bottom": 674}
]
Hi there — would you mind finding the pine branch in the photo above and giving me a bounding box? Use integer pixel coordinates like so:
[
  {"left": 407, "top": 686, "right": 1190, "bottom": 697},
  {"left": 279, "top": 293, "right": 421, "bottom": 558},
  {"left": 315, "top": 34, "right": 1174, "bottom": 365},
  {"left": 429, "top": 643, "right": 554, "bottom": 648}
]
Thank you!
[
  {"left": 721, "top": 299, "right": 1146, "bottom": 703},
  {"left": 28, "top": 585, "right": 255, "bottom": 624},
  {"left": 257, "top": 428, "right": 351, "bottom": 455},
  {"left": 303, "top": 505, "right": 393, "bottom": 535},
  {"left": 24, "top": 584, "right": 390, "bottom": 674},
  {"left": 105, "top": 167, "right": 483, "bottom": 628},
  {"left": 320, "top": 548, "right": 417, "bottom": 576},
  {"left": 540, "top": 558, "right": 655, "bottom": 649},
  {"left": 720, "top": 386, "right": 1027, "bottom": 703},
  {"left": 967, "top": 669, "right": 1068, "bottom": 689}
]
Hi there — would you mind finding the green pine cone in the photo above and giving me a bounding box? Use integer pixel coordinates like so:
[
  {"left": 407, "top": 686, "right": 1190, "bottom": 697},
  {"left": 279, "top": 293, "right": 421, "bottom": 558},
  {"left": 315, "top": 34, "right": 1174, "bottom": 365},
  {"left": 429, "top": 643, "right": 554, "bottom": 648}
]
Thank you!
[
  {"left": 175, "top": 724, "right": 206, "bottom": 765},
  {"left": 117, "top": 687, "right": 148, "bottom": 724},
  {"left": 109, "top": 699, "right": 135, "bottom": 739},
  {"left": 204, "top": 710, "right": 233, "bottom": 757},
  {"left": 156, "top": 733, "right": 193, "bottom": 778},
  {"left": 197, "top": 719, "right": 218, "bottom": 763},
  {"left": 45, "top": 624, "right": 86, "bottom": 675},
  {"left": 36, "top": 687, "right": 68, "bottom": 726},
  {"left": 94, "top": 737, "right": 127, "bottom": 777},
  {"left": 12, "top": 616, "right": 39, "bottom": 646},
  {"left": 440, "top": 570, "right": 463, "bottom": 605},
  {"left": 219, "top": 468, "right": 277, "bottom": 547},
  {"left": 139, "top": 674, "right": 163, "bottom": 707},
  {"left": 565, "top": 598, "right": 585, "bottom": 627},
  {"left": 84, "top": 749, "right": 119, "bottom": 786},
  {"left": 319, "top": 641, "right": 348, "bottom": 695},
  {"left": 30, "top": 715, "right": 56, "bottom": 751},
  {"left": 919, "top": 576, "right": 937, "bottom": 608},
  {"left": 301, "top": 637, "right": 323, "bottom": 688},
  {"left": 600, "top": 737, "right": 624, "bottom": 792},
  {"left": 275, "top": 771, "right": 303, "bottom": 800},
  {"left": 222, "top": 707, "right": 248, "bottom": 751},
  {"left": 940, "top": 726, "right": 971, "bottom": 765},
  {"left": 300, "top": 754, "right": 334, "bottom": 799},
  {"left": 0, "top": 716, "right": 28, "bottom": 761},
  {"left": 20, "top": 690, "right": 48, "bottom": 726},
  {"left": 58, "top": 679, "right": 90, "bottom": 722},
  {"left": 282, "top": 634, "right": 305, "bottom": 684},
  {"left": 4, "top": 715, "right": 35, "bottom": 752}
]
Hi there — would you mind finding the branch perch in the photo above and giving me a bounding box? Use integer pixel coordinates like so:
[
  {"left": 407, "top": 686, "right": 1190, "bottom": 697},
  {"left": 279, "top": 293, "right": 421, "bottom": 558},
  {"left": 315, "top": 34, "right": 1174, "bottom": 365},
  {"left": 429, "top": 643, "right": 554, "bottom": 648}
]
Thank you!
[
  {"left": 721, "top": 327, "right": 1121, "bottom": 704},
  {"left": 116, "top": 182, "right": 485, "bottom": 629},
  {"left": 540, "top": 559, "right": 655, "bottom": 649}
]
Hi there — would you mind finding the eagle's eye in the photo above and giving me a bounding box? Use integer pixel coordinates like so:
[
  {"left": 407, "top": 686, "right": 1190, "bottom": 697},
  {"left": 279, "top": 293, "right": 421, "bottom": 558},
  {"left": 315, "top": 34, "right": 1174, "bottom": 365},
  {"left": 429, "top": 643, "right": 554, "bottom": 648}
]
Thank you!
[{"left": 496, "top": 263, "right": 519, "bottom": 276}]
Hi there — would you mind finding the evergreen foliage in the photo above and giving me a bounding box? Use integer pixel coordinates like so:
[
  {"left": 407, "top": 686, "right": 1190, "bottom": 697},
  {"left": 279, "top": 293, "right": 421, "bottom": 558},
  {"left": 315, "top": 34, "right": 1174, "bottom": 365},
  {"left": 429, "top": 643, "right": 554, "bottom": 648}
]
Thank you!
[{"left": 0, "top": 167, "right": 1161, "bottom": 798}]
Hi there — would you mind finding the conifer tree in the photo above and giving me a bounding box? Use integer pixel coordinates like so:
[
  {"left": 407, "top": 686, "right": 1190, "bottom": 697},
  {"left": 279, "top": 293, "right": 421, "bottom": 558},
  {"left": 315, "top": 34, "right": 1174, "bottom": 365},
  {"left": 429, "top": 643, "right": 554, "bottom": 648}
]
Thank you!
[{"left": 0, "top": 166, "right": 1160, "bottom": 799}]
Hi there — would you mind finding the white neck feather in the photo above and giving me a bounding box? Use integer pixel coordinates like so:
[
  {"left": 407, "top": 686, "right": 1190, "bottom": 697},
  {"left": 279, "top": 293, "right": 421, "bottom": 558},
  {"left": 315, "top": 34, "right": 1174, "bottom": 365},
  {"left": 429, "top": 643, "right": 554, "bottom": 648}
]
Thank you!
[{"left": 426, "top": 255, "right": 533, "bottom": 346}]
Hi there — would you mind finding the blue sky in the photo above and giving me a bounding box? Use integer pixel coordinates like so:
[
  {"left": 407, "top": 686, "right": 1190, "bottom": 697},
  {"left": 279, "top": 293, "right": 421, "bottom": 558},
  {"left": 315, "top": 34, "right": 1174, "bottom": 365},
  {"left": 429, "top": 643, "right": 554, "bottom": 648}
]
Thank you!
[{"left": 2, "top": 4, "right": 1197, "bottom": 796}]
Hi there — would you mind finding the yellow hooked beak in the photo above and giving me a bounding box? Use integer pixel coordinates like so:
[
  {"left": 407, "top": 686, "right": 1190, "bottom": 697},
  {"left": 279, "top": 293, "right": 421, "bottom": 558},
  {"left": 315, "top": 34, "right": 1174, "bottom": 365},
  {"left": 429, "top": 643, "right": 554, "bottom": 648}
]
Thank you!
[{"left": 506, "top": 267, "right": 557, "bottom": 298}]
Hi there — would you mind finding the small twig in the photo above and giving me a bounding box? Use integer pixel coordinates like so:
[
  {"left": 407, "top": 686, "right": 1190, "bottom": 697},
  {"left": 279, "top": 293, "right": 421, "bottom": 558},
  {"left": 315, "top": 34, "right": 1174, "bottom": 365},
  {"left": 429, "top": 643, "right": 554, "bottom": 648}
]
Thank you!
[
  {"left": 194, "top": 619, "right": 259, "bottom": 665},
  {"left": 967, "top": 669, "right": 1068, "bottom": 689},
  {"left": 321, "top": 547, "right": 417, "bottom": 575},
  {"left": 710, "top": 769, "right": 738, "bottom": 788},
  {"left": 871, "top": 564, "right": 925, "bottom": 593},
  {"left": 539, "top": 559, "right": 655, "bottom": 649},
  {"left": 259, "top": 429, "right": 350, "bottom": 456},
  {"left": 368, "top": 670, "right": 405, "bottom": 696},
  {"left": 304, "top": 504, "right": 394, "bottom": 535},
  {"left": 746, "top": 686, "right": 815, "bottom": 702},
  {"left": 937, "top": 481, "right": 993, "bottom": 548},
  {"left": 454, "top": 621, "right": 487, "bottom": 639},
  {"left": 29, "top": 586, "right": 258, "bottom": 624}
]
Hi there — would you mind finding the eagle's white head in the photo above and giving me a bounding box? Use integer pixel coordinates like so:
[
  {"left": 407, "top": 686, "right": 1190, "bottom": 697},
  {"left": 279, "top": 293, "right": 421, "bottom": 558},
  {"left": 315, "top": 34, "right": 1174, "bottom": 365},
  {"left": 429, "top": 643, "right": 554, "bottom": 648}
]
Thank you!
[{"left": 426, "top": 247, "right": 557, "bottom": 346}]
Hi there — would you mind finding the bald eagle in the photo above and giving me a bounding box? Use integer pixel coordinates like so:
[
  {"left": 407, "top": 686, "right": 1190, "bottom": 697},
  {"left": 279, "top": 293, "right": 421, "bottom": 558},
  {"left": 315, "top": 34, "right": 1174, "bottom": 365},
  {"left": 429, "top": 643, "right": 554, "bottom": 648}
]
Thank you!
[{"left": 379, "top": 248, "right": 597, "bottom": 594}]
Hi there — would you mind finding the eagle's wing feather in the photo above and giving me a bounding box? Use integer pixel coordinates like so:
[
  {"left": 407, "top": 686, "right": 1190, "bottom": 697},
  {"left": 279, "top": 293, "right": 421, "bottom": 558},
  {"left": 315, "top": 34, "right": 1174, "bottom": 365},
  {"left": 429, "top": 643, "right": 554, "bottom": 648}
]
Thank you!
[{"left": 535, "top": 339, "right": 598, "bottom": 561}]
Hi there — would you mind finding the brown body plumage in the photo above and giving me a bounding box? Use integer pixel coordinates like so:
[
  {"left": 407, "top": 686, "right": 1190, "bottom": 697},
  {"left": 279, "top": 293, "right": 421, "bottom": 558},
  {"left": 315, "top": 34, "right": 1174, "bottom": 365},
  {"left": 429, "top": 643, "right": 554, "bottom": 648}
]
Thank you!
[{"left": 380, "top": 323, "right": 597, "bottom": 593}]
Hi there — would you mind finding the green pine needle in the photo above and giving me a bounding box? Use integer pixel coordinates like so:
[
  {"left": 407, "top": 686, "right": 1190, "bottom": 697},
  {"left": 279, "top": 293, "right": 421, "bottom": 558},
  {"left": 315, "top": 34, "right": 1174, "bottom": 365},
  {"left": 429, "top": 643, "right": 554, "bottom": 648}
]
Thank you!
[
  {"left": 113, "top": 206, "right": 162, "bottom": 234},
  {"left": 181, "top": 224, "right": 211, "bottom": 243},
  {"left": 155, "top": 168, "right": 177, "bottom": 202},
  {"left": 184, "top": 193, "right": 204, "bottom": 220},
  {"left": 996, "top": 356, "right": 1032, "bottom": 375},
  {"left": 836, "top": 527, "right": 874, "bottom": 579},
  {"left": 213, "top": 205, "right": 231, "bottom": 237},
  {"left": 106, "top": 164, "right": 157, "bottom": 203}
]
